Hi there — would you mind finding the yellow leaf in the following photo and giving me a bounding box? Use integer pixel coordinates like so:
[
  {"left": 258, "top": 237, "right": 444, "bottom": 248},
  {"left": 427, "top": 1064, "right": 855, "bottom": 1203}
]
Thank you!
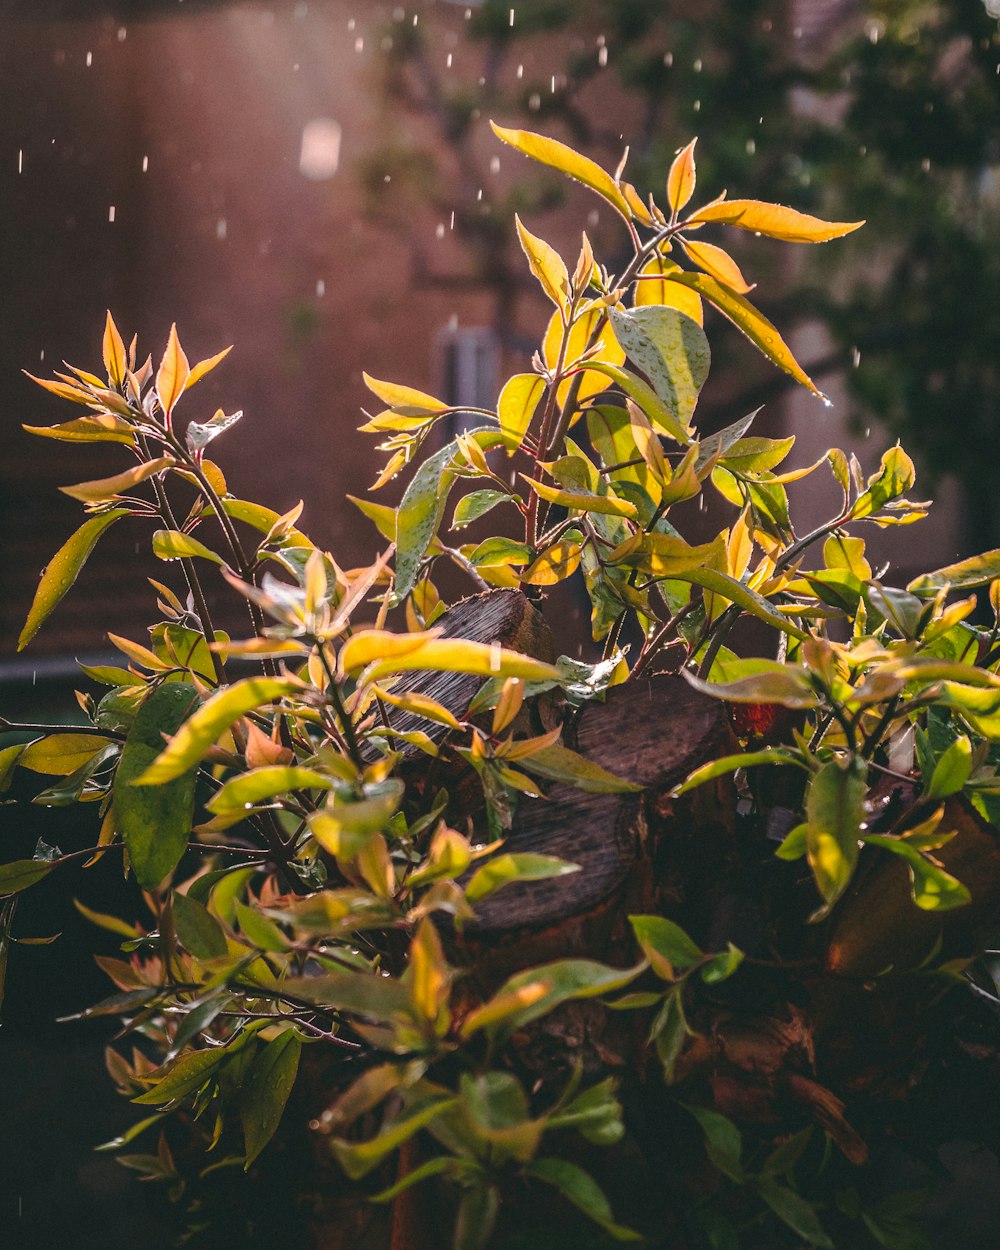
[
  {"left": 108, "top": 632, "right": 171, "bottom": 671},
  {"left": 522, "top": 476, "right": 637, "bottom": 519},
  {"left": 543, "top": 306, "right": 625, "bottom": 405},
  {"left": 662, "top": 270, "right": 823, "bottom": 398},
  {"left": 340, "top": 629, "right": 442, "bottom": 675},
  {"left": 23, "top": 373, "right": 95, "bottom": 405},
  {"left": 679, "top": 239, "right": 752, "bottom": 294},
  {"left": 498, "top": 373, "right": 546, "bottom": 453},
  {"left": 184, "top": 345, "right": 232, "bottom": 391},
  {"left": 356, "top": 833, "right": 396, "bottom": 899},
  {"left": 102, "top": 311, "right": 128, "bottom": 387},
  {"left": 620, "top": 181, "right": 655, "bottom": 226},
  {"left": 363, "top": 639, "right": 560, "bottom": 684},
  {"left": 689, "top": 198, "right": 864, "bottom": 243},
  {"left": 408, "top": 918, "right": 449, "bottom": 1024},
  {"left": 59, "top": 456, "right": 175, "bottom": 503},
  {"left": 666, "top": 138, "right": 697, "bottom": 213},
  {"left": 522, "top": 542, "right": 583, "bottom": 586},
  {"left": 362, "top": 373, "right": 447, "bottom": 414},
  {"left": 492, "top": 678, "right": 524, "bottom": 735},
  {"left": 156, "top": 323, "right": 191, "bottom": 417},
  {"left": 373, "top": 686, "right": 463, "bottom": 731},
  {"left": 22, "top": 414, "right": 136, "bottom": 445},
  {"left": 515, "top": 216, "right": 570, "bottom": 310},
  {"left": 19, "top": 734, "right": 113, "bottom": 775},
  {"left": 490, "top": 121, "right": 632, "bottom": 217},
  {"left": 634, "top": 255, "right": 704, "bottom": 323}
]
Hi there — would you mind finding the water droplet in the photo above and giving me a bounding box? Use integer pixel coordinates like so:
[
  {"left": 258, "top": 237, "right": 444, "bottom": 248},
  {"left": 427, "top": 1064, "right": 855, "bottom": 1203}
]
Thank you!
[
  {"left": 490, "top": 156, "right": 500, "bottom": 174},
  {"left": 141, "top": 154, "right": 149, "bottom": 172},
  {"left": 921, "top": 157, "right": 931, "bottom": 172},
  {"left": 746, "top": 138, "right": 756, "bottom": 155},
  {"left": 347, "top": 16, "right": 355, "bottom": 30},
  {"left": 598, "top": 45, "right": 608, "bottom": 67},
  {"left": 693, "top": 57, "right": 702, "bottom": 72},
  {"left": 85, "top": 51, "right": 93, "bottom": 67},
  {"left": 852, "top": 347, "right": 861, "bottom": 368},
  {"left": 17, "top": 148, "right": 23, "bottom": 174},
  {"left": 117, "top": 26, "right": 127, "bottom": 42},
  {"left": 355, "top": 36, "right": 364, "bottom": 52},
  {"left": 693, "top": 99, "right": 701, "bottom": 112},
  {"left": 516, "top": 63, "right": 523, "bottom": 78},
  {"left": 528, "top": 92, "right": 541, "bottom": 110},
  {"left": 446, "top": 52, "right": 453, "bottom": 68},
  {"left": 663, "top": 51, "right": 673, "bottom": 67},
  {"left": 316, "top": 279, "right": 325, "bottom": 296},
  {"left": 216, "top": 218, "right": 227, "bottom": 240},
  {"left": 436, "top": 222, "right": 446, "bottom": 239},
  {"left": 108, "top": 205, "right": 116, "bottom": 223},
  {"left": 817, "top": 391, "right": 833, "bottom": 409},
  {"left": 509, "top": 7, "right": 515, "bottom": 27}
]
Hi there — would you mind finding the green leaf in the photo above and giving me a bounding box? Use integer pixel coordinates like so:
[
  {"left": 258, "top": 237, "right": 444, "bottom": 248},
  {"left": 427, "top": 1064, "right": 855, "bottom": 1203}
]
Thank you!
[
  {"left": 240, "top": 1031, "right": 301, "bottom": 1167},
  {"left": 213, "top": 498, "right": 313, "bottom": 549},
  {"left": 630, "top": 914, "right": 703, "bottom": 977},
  {"left": 662, "top": 270, "right": 824, "bottom": 398},
  {"left": 701, "top": 943, "right": 744, "bottom": 984},
  {"left": 207, "top": 766, "right": 334, "bottom": 815},
  {"left": 515, "top": 216, "right": 570, "bottom": 308},
  {"left": 523, "top": 476, "right": 638, "bottom": 519},
  {"left": 0, "top": 859, "right": 56, "bottom": 897},
  {"left": 673, "top": 749, "right": 804, "bottom": 796},
  {"left": 395, "top": 440, "right": 461, "bottom": 598},
  {"left": 454, "top": 1183, "right": 500, "bottom": 1250},
  {"left": 32, "top": 742, "right": 119, "bottom": 806},
  {"left": 684, "top": 661, "right": 818, "bottom": 708},
  {"left": 673, "top": 566, "right": 808, "bottom": 640},
  {"left": 687, "top": 1104, "right": 744, "bottom": 1183},
  {"left": 134, "top": 678, "right": 297, "bottom": 786},
  {"left": 172, "top": 889, "right": 228, "bottom": 959},
  {"left": 0, "top": 744, "right": 28, "bottom": 794},
  {"left": 370, "top": 1156, "right": 460, "bottom": 1203},
  {"left": 452, "top": 489, "right": 512, "bottom": 529},
  {"left": 278, "top": 971, "right": 412, "bottom": 1021},
  {"left": 132, "top": 1047, "right": 227, "bottom": 1106},
  {"left": 576, "top": 360, "right": 691, "bottom": 443},
  {"left": 490, "top": 122, "right": 631, "bottom": 217},
  {"left": 926, "top": 735, "right": 972, "bottom": 800},
  {"left": 115, "top": 682, "right": 201, "bottom": 889},
  {"left": 18, "top": 509, "right": 129, "bottom": 650},
  {"left": 18, "top": 733, "right": 113, "bottom": 775},
  {"left": 757, "top": 1179, "right": 834, "bottom": 1248},
  {"left": 806, "top": 757, "right": 866, "bottom": 906},
  {"left": 527, "top": 1158, "right": 641, "bottom": 1240},
  {"left": 515, "top": 743, "right": 643, "bottom": 793},
  {"left": 850, "top": 448, "right": 917, "bottom": 522},
  {"left": 331, "top": 1098, "right": 458, "bottom": 1180},
  {"left": 464, "top": 853, "right": 579, "bottom": 903},
  {"left": 609, "top": 306, "right": 710, "bottom": 434}
]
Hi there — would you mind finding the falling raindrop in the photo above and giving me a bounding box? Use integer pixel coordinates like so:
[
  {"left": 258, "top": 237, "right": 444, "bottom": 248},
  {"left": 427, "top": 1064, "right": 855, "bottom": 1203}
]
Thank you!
[
  {"left": 746, "top": 138, "right": 756, "bottom": 155},
  {"left": 85, "top": 51, "right": 93, "bottom": 67},
  {"left": 509, "top": 7, "right": 515, "bottom": 26},
  {"left": 693, "top": 99, "right": 701, "bottom": 112},
  {"left": 142, "top": 155, "right": 149, "bottom": 172},
  {"left": 108, "top": 205, "right": 116, "bottom": 223},
  {"left": 792, "top": 26, "right": 802, "bottom": 39},
  {"left": 450, "top": 210, "right": 456, "bottom": 229},
  {"left": 550, "top": 75, "right": 556, "bottom": 93},
  {"left": 412, "top": 13, "right": 418, "bottom": 25},
  {"left": 516, "top": 63, "right": 523, "bottom": 78},
  {"left": 587, "top": 209, "right": 599, "bottom": 227},
  {"left": 921, "top": 157, "right": 931, "bottom": 172},
  {"left": 446, "top": 52, "right": 453, "bottom": 67},
  {"left": 216, "top": 218, "right": 227, "bottom": 240},
  {"left": 117, "top": 26, "right": 127, "bottom": 42},
  {"left": 693, "top": 57, "right": 702, "bottom": 72},
  {"left": 852, "top": 347, "right": 861, "bottom": 368},
  {"left": 598, "top": 46, "right": 608, "bottom": 67},
  {"left": 17, "top": 149, "right": 23, "bottom": 174},
  {"left": 864, "top": 426, "right": 871, "bottom": 437},
  {"left": 347, "top": 17, "right": 355, "bottom": 30},
  {"left": 476, "top": 188, "right": 483, "bottom": 201},
  {"left": 436, "top": 222, "right": 446, "bottom": 239},
  {"left": 355, "top": 37, "right": 364, "bottom": 52},
  {"left": 663, "top": 51, "right": 673, "bottom": 67},
  {"left": 489, "top": 156, "right": 500, "bottom": 174},
  {"left": 528, "top": 92, "right": 541, "bottom": 110}
]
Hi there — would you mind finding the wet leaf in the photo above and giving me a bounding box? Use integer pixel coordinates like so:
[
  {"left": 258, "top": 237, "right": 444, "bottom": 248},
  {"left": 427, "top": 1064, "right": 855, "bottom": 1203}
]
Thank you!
[
  {"left": 18, "top": 509, "right": 129, "bottom": 650},
  {"left": 689, "top": 198, "right": 863, "bottom": 243},
  {"left": 498, "top": 372, "right": 545, "bottom": 453},
  {"left": 60, "top": 457, "right": 175, "bottom": 503},
  {"left": 465, "top": 853, "right": 579, "bottom": 903},
  {"left": 152, "top": 529, "right": 226, "bottom": 566},
  {"left": 240, "top": 1031, "right": 301, "bottom": 1167},
  {"left": 516, "top": 743, "right": 642, "bottom": 793},
  {"left": 806, "top": 757, "right": 866, "bottom": 906},
  {"left": 666, "top": 139, "right": 697, "bottom": 212},
  {"left": 207, "top": 766, "right": 334, "bottom": 815},
  {"left": 491, "top": 123, "right": 631, "bottom": 217},
  {"left": 609, "top": 306, "right": 710, "bottom": 434},
  {"left": 19, "top": 734, "right": 113, "bottom": 775},
  {"left": 156, "top": 323, "right": 190, "bottom": 417}
]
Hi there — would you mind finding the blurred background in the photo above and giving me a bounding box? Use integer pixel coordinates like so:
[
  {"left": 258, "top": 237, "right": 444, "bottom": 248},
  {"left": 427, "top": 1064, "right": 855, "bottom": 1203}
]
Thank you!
[{"left": 2, "top": 1, "right": 1000, "bottom": 1245}]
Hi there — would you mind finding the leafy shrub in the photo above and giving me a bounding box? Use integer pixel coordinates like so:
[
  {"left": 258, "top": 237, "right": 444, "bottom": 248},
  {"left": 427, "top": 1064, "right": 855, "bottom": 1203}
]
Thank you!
[{"left": 5, "top": 123, "right": 1000, "bottom": 1249}]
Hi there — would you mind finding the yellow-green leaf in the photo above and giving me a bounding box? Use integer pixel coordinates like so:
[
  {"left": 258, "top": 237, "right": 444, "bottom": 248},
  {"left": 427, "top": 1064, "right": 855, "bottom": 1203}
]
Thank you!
[
  {"left": 152, "top": 529, "right": 226, "bottom": 566},
  {"left": 608, "top": 306, "right": 710, "bottom": 434},
  {"left": 490, "top": 122, "right": 631, "bottom": 217},
  {"left": 156, "top": 323, "right": 190, "bottom": 417},
  {"left": 517, "top": 744, "right": 642, "bottom": 793},
  {"left": 522, "top": 476, "right": 637, "bottom": 519},
  {"left": 240, "top": 1032, "right": 301, "bottom": 1167},
  {"left": 19, "top": 734, "right": 113, "bottom": 775},
  {"left": 634, "top": 255, "right": 704, "bottom": 323},
  {"left": 213, "top": 499, "right": 313, "bottom": 549},
  {"left": 522, "top": 542, "right": 582, "bottom": 586},
  {"left": 806, "top": 757, "right": 866, "bottom": 906},
  {"left": 18, "top": 509, "right": 129, "bottom": 650},
  {"left": 60, "top": 456, "right": 174, "bottom": 503},
  {"left": 207, "top": 766, "right": 335, "bottom": 815},
  {"left": 340, "top": 629, "right": 441, "bottom": 674},
  {"left": 134, "top": 678, "right": 298, "bottom": 785},
  {"left": 465, "top": 853, "right": 580, "bottom": 903},
  {"left": 515, "top": 216, "right": 570, "bottom": 309},
  {"left": 689, "top": 198, "right": 864, "bottom": 243},
  {"left": 372, "top": 686, "right": 463, "bottom": 731},
  {"left": 184, "top": 345, "right": 233, "bottom": 391},
  {"left": 498, "top": 373, "right": 546, "bottom": 453},
  {"left": 666, "top": 138, "right": 697, "bottom": 213},
  {"left": 908, "top": 547, "right": 1000, "bottom": 597},
  {"left": 661, "top": 271, "right": 823, "bottom": 398}
]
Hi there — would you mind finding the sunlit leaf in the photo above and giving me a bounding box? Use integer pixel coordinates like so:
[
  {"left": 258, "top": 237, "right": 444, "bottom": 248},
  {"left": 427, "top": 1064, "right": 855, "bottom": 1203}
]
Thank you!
[
  {"left": 673, "top": 748, "right": 804, "bottom": 796},
  {"left": 23, "top": 414, "right": 137, "bottom": 445},
  {"left": 522, "top": 476, "right": 637, "bottom": 518},
  {"left": 515, "top": 216, "right": 570, "bottom": 309},
  {"left": 185, "top": 407, "right": 242, "bottom": 453},
  {"left": 18, "top": 509, "right": 129, "bottom": 650},
  {"left": 362, "top": 372, "right": 447, "bottom": 414},
  {"left": 516, "top": 743, "right": 642, "bottom": 793},
  {"left": 332, "top": 1098, "right": 458, "bottom": 1180},
  {"left": 661, "top": 270, "right": 824, "bottom": 398},
  {"left": 684, "top": 660, "right": 818, "bottom": 707},
  {"left": 155, "top": 323, "right": 190, "bottom": 417},
  {"left": 609, "top": 306, "right": 710, "bottom": 434},
  {"left": 372, "top": 687, "right": 463, "bottom": 731},
  {"left": 909, "top": 547, "right": 1000, "bottom": 596},
  {"left": 498, "top": 372, "right": 545, "bottom": 453},
  {"left": 689, "top": 198, "right": 863, "bottom": 243},
  {"left": 207, "top": 766, "right": 334, "bottom": 815},
  {"left": 452, "top": 489, "right": 513, "bottom": 530},
  {"left": 361, "top": 638, "right": 560, "bottom": 684},
  {"left": 679, "top": 238, "right": 753, "bottom": 294},
  {"left": 667, "top": 138, "right": 697, "bottom": 213},
  {"left": 522, "top": 542, "right": 582, "bottom": 585},
  {"left": 340, "top": 628, "right": 441, "bottom": 674},
  {"left": 806, "top": 757, "right": 866, "bottom": 906},
  {"left": 103, "top": 311, "right": 128, "bottom": 387},
  {"left": 134, "top": 678, "right": 298, "bottom": 785},
  {"left": 60, "top": 457, "right": 174, "bottom": 503},
  {"left": 19, "top": 734, "right": 112, "bottom": 775},
  {"left": 474, "top": 959, "right": 645, "bottom": 1043},
  {"left": 490, "top": 122, "right": 631, "bottom": 217},
  {"left": 394, "top": 440, "right": 461, "bottom": 598},
  {"left": 635, "top": 254, "right": 704, "bottom": 323},
  {"left": 862, "top": 834, "right": 971, "bottom": 912},
  {"left": 629, "top": 914, "right": 702, "bottom": 980},
  {"left": 184, "top": 345, "right": 233, "bottom": 391}
]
